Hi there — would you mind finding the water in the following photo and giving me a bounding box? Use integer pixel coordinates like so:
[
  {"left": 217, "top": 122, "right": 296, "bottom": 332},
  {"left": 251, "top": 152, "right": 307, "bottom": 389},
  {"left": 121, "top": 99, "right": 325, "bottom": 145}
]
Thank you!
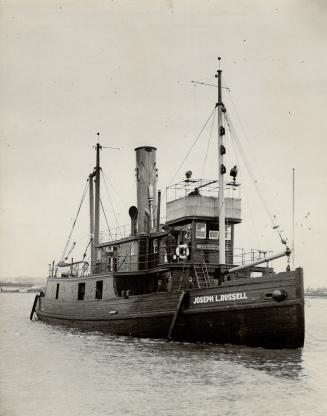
[{"left": 0, "top": 294, "right": 326, "bottom": 416}]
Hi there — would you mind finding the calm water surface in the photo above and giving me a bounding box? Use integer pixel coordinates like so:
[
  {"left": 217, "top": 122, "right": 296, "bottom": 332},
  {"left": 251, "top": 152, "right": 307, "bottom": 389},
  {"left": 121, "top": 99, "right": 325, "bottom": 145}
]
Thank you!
[{"left": 1, "top": 294, "right": 327, "bottom": 416}]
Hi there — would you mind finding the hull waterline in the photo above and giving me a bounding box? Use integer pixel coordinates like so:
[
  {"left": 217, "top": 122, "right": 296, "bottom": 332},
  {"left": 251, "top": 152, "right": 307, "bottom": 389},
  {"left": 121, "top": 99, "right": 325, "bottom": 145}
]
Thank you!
[{"left": 35, "top": 269, "right": 304, "bottom": 349}]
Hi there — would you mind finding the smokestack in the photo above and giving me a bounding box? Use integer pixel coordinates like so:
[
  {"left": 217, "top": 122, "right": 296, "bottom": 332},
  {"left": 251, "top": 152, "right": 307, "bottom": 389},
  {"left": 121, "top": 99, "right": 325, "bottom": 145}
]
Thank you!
[{"left": 135, "top": 146, "right": 158, "bottom": 233}]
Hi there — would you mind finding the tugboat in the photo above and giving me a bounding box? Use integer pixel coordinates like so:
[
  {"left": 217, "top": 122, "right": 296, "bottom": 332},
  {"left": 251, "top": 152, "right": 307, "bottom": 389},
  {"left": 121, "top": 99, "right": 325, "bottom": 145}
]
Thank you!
[{"left": 32, "top": 62, "right": 304, "bottom": 349}]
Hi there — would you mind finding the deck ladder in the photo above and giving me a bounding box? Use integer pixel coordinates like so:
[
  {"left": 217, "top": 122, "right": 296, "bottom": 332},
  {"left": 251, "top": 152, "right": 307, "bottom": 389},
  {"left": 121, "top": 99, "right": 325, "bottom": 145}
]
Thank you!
[{"left": 193, "top": 262, "right": 210, "bottom": 288}]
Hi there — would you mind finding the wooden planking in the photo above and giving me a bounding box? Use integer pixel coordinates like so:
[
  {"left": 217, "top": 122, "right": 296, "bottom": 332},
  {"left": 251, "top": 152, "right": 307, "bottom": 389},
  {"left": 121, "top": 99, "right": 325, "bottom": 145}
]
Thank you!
[
  {"left": 37, "top": 302, "right": 304, "bottom": 349},
  {"left": 46, "top": 274, "right": 115, "bottom": 301},
  {"left": 37, "top": 268, "right": 304, "bottom": 348},
  {"left": 39, "top": 290, "right": 181, "bottom": 320},
  {"left": 40, "top": 269, "right": 303, "bottom": 320}
]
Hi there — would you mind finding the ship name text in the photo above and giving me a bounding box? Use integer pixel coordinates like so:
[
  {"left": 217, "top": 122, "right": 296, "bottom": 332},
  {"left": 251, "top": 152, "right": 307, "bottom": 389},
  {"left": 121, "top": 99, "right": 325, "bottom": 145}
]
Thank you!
[{"left": 193, "top": 292, "right": 248, "bottom": 305}]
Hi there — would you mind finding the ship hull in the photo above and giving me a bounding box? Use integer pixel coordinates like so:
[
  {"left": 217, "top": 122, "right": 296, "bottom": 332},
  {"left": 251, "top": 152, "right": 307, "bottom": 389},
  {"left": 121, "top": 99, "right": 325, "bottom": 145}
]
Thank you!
[{"left": 35, "top": 268, "right": 304, "bottom": 349}]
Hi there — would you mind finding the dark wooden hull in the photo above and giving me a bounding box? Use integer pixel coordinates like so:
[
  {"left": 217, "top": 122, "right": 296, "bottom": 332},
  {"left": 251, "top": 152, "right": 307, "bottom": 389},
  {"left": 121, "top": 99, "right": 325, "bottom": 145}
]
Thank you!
[{"left": 36, "top": 268, "right": 305, "bottom": 349}]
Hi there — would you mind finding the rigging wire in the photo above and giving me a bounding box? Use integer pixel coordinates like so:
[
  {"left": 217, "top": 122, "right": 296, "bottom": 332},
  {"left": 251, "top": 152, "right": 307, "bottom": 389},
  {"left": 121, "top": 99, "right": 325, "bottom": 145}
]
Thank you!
[
  {"left": 193, "top": 107, "right": 217, "bottom": 219},
  {"left": 227, "top": 114, "right": 262, "bottom": 250},
  {"left": 100, "top": 197, "right": 113, "bottom": 240},
  {"left": 224, "top": 111, "right": 278, "bottom": 228},
  {"left": 201, "top": 106, "right": 217, "bottom": 177},
  {"left": 59, "top": 179, "right": 89, "bottom": 263},
  {"left": 225, "top": 111, "right": 288, "bottom": 247},
  {"left": 224, "top": 86, "right": 287, "bottom": 241},
  {"left": 190, "top": 106, "right": 218, "bottom": 222},
  {"left": 191, "top": 81, "right": 217, "bottom": 88},
  {"left": 169, "top": 105, "right": 217, "bottom": 185},
  {"left": 101, "top": 170, "right": 122, "bottom": 235},
  {"left": 102, "top": 169, "right": 129, "bottom": 208},
  {"left": 225, "top": 87, "right": 258, "bottom": 160}
]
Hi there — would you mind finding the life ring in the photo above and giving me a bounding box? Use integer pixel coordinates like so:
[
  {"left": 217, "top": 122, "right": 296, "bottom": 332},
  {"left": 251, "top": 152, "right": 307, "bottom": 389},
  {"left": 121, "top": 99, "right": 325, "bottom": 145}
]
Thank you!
[{"left": 176, "top": 244, "right": 189, "bottom": 260}]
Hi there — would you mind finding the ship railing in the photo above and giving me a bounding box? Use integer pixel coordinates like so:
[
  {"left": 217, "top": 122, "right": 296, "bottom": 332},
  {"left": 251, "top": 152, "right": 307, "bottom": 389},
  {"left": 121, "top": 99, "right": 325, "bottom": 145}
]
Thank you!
[
  {"left": 51, "top": 246, "right": 273, "bottom": 278},
  {"left": 166, "top": 178, "right": 241, "bottom": 202},
  {"left": 52, "top": 244, "right": 192, "bottom": 277},
  {"left": 98, "top": 223, "right": 130, "bottom": 243},
  {"left": 98, "top": 217, "right": 168, "bottom": 244},
  {"left": 233, "top": 248, "right": 273, "bottom": 266},
  {"left": 51, "top": 262, "right": 90, "bottom": 279}
]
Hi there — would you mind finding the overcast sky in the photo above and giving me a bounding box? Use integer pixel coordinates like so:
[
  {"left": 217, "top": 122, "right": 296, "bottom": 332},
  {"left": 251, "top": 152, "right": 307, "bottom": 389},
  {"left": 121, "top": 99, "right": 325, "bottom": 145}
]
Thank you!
[{"left": 1, "top": 0, "right": 326, "bottom": 287}]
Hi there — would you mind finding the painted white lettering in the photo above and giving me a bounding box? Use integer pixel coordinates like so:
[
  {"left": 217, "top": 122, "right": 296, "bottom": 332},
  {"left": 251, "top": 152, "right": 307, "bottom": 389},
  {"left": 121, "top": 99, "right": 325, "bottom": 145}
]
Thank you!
[
  {"left": 193, "top": 292, "right": 248, "bottom": 305},
  {"left": 193, "top": 295, "right": 215, "bottom": 305}
]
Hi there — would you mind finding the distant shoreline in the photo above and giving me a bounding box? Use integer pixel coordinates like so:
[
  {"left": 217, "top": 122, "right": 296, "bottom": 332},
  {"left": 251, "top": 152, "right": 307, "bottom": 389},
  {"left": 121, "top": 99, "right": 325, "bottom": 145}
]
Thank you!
[
  {"left": 0, "top": 281, "right": 45, "bottom": 288},
  {"left": 305, "top": 293, "right": 327, "bottom": 298}
]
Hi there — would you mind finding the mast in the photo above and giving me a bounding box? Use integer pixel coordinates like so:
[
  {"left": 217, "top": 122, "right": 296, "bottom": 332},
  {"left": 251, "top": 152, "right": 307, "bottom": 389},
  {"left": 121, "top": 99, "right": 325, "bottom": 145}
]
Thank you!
[
  {"left": 216, "top": 57, "right": 226, "bottom": 265},
  {"left": 89, "top": 172, "right": 96, "bottom": 267},
  {"left": 292, "top": 168, "right": 295, "bottom": 269},
  {"left": 94, "top": 136, "right": 102, "bottom": 247}
]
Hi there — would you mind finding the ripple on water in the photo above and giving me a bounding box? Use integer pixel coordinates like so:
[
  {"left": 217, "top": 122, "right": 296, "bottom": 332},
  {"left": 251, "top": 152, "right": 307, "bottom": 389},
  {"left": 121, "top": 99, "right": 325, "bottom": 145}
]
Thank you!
[{"left": 0, "top": 294, "right": 327, "bottom": 416}]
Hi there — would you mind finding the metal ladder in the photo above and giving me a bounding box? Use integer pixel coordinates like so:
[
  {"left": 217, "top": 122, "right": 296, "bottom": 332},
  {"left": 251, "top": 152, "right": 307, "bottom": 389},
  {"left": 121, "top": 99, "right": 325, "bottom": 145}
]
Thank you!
[{"left": 193, "top": 262, "right": 210, "bottom": 288}]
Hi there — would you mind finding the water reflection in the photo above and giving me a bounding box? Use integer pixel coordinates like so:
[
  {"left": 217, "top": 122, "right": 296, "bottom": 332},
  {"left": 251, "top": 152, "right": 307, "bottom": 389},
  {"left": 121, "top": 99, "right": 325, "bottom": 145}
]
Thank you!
[
  {"left": 215, "top": 344, "right": 304, "bottom": 379},
  {"left": 47, "top": 323, "right": 304, "bottom": 381}
]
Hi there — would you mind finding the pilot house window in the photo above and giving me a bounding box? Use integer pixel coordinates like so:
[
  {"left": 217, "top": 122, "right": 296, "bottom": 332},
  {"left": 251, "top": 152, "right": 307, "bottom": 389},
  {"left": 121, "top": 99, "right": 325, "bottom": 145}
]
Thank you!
[
  {"left": 78, "top": 283, "right": 85, "bottom": 300},
  {"left": 196, "top": 223, "right": 206, "bottom": 239},
  {"left": 209, "top": 230, "right": 219, "bottom": 240}
]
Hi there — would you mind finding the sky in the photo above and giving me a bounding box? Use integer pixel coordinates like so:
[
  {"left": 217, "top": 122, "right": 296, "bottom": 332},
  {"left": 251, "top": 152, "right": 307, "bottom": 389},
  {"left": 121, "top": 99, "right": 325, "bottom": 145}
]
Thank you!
[{"left": 1, "top": 0, "right": 327, "bottom": 287}]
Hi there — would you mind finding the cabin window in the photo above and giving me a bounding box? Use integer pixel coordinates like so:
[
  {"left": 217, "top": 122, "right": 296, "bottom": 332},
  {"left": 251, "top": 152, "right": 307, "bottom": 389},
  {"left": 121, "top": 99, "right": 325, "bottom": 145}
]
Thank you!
[
  {"left": 209, "top": 230, "right": 219, "bottom": 240},
  {"left": 153, "top": 239, "right": 158, "bottom": 253},
  {"left": 55, "top": 283, "right": 60, "bottom": 299},
  {"left": 95, "top": 280, "right": 103, "bottom": 300},
  {"left": 78, "top": 282, "right": 85, "bottom": 300},
  {"left": 196, "top": 223, "right": 206, "bottom": 239}
]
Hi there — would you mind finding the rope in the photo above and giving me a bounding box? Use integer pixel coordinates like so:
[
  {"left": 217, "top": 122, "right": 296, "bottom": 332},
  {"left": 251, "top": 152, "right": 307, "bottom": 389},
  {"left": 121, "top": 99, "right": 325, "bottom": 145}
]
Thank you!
[
  {"left": 59, "top": 180, "right": 88, "bottom": 263},
  {"left": 82, "top": 239, "right": 91, "bottom": 258},
  {"left": 169, "top": 105, "right": 217, "bottom": 185}
]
